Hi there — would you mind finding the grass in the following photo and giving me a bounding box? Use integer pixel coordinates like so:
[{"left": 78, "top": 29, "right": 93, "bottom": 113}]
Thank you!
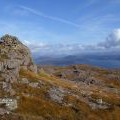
[
  {"left": 16, "top": 94, "right": 120, "bottom": 120},
  {"left": 17, "top": 96, "right": 73, "bottom": 119},
  {"left": 19, "top": 68, "right": 78, "bottom": 90},
  {"left": 16, "top": 66, "right": 120, "bottom": 120},
  {"left": 91, "top": 91, "right": 120, "bottom": 106}
]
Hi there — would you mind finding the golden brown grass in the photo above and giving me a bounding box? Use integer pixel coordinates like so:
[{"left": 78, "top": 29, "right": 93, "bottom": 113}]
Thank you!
[
  {"left": 17, "top": 96, "right": 78, "bottom": 120},
  {"left": 17, "top": 67, "right": 120, "bottom": 120},
  {"left": 19, "top": 68, "right": 78, "bottom": 90}
]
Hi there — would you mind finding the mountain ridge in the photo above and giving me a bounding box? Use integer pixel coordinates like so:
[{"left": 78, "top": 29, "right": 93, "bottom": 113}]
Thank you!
[{"left": 35, "top": 53, "right": 120, "bottom": 68}]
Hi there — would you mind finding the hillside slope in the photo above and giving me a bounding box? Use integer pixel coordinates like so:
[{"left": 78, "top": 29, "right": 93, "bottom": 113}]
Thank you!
[{"left": 0, "top": 35, "right": 120, "bottom": 120}]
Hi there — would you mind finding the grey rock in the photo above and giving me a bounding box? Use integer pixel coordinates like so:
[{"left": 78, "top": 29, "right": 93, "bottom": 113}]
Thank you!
[
  {"left": 29, "top": 64, "right": 38, "bottom": 73},
  {"left": 88, "top": 98, "right": 111, "bottom": 110},
  {"left": 48, "top": 87, "right": 65, "bottom": 103},
  {"left": 29, "top": 82, "right": 39, "bottom": 88},
  {"left": 9, "top": 89, "right": 16, "bottom": 96},
  {"left": 0, "top": 108, "right": 9, "bottom": 115},
  {"left": 21, "top": 78, "right": 29, "bottom": 84},
  {"left": 0, "top": 98, "right": 17, "bottom": 110}
]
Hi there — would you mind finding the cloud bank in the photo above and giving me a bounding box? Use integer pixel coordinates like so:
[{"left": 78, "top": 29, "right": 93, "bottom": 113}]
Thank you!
[{"left": 23, "top": 29, "right": 120, "bottom": 55}]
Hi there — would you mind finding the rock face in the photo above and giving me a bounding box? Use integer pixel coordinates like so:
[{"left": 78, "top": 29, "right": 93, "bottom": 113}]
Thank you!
[{"left": 0, "top": 34, "right": 37, "bottom": 96}]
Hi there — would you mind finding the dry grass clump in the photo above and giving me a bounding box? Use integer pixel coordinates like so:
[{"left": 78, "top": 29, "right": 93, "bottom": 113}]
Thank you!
[
  {"left": 19, "top": 68, "right": 78, "bottom": 90},
  {"left": 19, "top": 68, "right": 40, "bottom": 81},
  {"left": 17, "top": 96, "right": 78, "bottom": 120}
]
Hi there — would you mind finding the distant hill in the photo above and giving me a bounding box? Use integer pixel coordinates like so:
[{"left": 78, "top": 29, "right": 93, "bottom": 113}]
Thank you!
[{"left": 35, "top": 53, "right": 120, "bottom": 68}]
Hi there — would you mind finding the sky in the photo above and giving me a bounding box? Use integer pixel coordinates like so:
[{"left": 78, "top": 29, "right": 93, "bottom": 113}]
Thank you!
[{"left": 0, "top": 0, "right": 120, "bottom": 55}]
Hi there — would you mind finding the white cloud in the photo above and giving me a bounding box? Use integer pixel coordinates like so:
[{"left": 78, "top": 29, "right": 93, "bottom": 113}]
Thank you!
[
  {"left": 98, "top": 29, "right": 120, "bottom": 48},
  {"left": 23, "top": 28, "right": 120, "bottom": 55},
  {"left": 23, "top": 40, "right": 49, "bottom": 53},
  {"left": 0, "top": 19, "right": 120, "bottom": 55},
  {"left": 23, "top": 40, "right": 31, "bottom": 45}
]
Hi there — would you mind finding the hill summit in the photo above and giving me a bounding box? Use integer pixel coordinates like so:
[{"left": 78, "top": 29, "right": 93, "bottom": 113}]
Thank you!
[{"left": 0, "top": 34, "right": 120, "bottom": 120}]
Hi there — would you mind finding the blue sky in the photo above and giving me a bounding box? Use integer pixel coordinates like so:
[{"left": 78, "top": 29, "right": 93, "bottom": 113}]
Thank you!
[{"left": 0, "top": 0, "right": 120, "bottom": 55}]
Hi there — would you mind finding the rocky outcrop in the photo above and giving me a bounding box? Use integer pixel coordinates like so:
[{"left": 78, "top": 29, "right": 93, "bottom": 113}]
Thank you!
[{"left": 0, "top": 34, "right": 37, "bottom": 97}]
